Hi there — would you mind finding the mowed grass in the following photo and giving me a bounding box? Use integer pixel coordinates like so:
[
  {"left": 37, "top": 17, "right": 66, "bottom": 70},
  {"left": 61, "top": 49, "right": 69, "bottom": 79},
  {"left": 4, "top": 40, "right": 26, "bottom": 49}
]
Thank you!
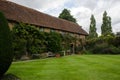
[{"left": 7, "top": 55, "right": 120, "bottom": 80}]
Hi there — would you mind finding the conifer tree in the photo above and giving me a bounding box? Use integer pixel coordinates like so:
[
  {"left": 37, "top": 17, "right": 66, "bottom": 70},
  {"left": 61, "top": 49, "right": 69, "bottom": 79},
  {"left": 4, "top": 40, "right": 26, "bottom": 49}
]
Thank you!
[
  {"left": 0, "top": 11, "right": 13, "bottom": 78},
  {"left": 101, "top": 11, "right": 112, "bottom": 36},
  {"left": 88, "top": 14, "right": 98, "bottom": 39}
]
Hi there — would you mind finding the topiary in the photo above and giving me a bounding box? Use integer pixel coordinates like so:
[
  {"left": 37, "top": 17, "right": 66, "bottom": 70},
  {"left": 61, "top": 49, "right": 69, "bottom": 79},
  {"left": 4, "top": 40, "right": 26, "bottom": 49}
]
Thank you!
[{"left": 0, "top": 11, "right": 13, "bottom": 78}]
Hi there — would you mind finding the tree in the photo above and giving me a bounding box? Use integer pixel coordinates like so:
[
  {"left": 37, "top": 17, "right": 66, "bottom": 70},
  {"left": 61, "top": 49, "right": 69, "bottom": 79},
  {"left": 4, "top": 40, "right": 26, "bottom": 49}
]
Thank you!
[
  {"left": 88, "top": 14, "right": 98, "bottom": 39},
  {"left": 59, "top": 9, "right": 77, "bottom": 23},
  {"left": 101, "top": 11, "right": 112, "bottom": 36},
  {"left": 116, "top": 32, "right": 120, "bottom": 37},
  {"left": 0, "top": 12, "right": 13, "bottom": 78}
]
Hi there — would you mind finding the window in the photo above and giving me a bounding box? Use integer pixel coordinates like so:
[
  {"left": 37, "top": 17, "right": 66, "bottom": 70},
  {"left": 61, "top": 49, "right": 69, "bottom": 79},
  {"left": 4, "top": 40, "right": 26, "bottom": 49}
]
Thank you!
[
  {"left": 40, "top": 28, "right": 44, "bottom": 32},
  {"left": 50, "top": 29, "right": 55, "bottom": 32}
]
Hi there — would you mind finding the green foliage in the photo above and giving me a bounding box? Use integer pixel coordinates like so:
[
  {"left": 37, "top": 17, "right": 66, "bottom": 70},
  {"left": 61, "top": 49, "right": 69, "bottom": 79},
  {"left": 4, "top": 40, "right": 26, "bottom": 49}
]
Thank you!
[
  {"left": 12, "top": 22, "right": 82, "bottom": 58},
  {"left": 12, "top": 23, "right": 46, "bottom": 59},
  {"left": 116, "top": 32, "right": 120, "bottom": 37},
  {"left": 61, "top": 33, "right": 77, "bottom": 53},
  {"left": 0, "top": 12, "right": 13, "bottom": 78},
  {"left": 88, "top": 14, "right": 98, "bottom": 39},
  {"left": 109, "top": 46, "right": 120, "bottom": 54},
  {"left": 29, "top": 39, "right": 46, "bottom": 54},
  {"left": 92, "top": 44, "right": 120, "bottom": 54},
  {"left": 92, "top": 42, "right": 109, "bottom": 54},
  {"left": 113, "top": 37, "right": 120, "bottom": 47},
  {"left": 81, "top": 50, "right": 92, "bottom": 55},
  {"left": 75, "top": 45, "right": 83, "bottom": 54},
  {"left": 59, "top": 9, "right": 77, "bottom": 23},
  {"left": 12, "top": 24, "right": 66, "bottom": 58},
  {"left": 86, "top": 36, "right": 120, "bottom": 54},
  {"left": 101, "top": 11, "right": 113, "bottom": 36},
  {"left": 12, "top": 38, "right": 26, "bottom": 59},
  {"left": 46, "top": 32, "right": 62, "bottom": 54}
]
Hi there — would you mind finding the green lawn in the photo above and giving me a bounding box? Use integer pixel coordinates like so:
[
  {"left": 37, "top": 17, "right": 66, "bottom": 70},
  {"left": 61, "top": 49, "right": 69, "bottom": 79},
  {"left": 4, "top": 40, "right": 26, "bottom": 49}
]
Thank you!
[{"left": 7, "top": 55, "right": 120, "bottom": 80}]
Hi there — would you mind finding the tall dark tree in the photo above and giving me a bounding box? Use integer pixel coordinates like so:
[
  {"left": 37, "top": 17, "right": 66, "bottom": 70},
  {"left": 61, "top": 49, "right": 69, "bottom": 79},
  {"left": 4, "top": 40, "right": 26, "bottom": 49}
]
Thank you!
[
  {"left": 0, "top": 12, "right": 13, "bottom": 78},
  {"left": 59, "top": 9, "right": 77, "bottom": 23},
  {"left": 88, "top": 14, "right": 98, "bottom": 39},
  {"left": 101, "top": 11, "right": 112, "bottom": 36}
]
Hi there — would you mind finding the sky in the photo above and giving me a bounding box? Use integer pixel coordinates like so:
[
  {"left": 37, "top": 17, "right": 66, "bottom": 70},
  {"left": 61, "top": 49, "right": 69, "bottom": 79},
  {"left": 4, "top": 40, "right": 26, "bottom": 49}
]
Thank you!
[{"left": 8, "top": 0, "right": 120, "bottom": 35}]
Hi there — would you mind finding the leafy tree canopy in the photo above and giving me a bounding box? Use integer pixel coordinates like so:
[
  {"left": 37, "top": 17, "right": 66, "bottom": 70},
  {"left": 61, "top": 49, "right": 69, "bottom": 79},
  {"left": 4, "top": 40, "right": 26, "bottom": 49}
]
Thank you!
[{"left": 58, "top": 9, "right": 77, "bottom": 23}]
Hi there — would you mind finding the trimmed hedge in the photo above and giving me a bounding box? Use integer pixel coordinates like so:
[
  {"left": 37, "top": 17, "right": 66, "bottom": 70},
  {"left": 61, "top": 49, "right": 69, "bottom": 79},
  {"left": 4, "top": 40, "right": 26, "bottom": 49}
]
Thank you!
[{"left": 0, "top": 12, "right": 13, "bottom": 78}]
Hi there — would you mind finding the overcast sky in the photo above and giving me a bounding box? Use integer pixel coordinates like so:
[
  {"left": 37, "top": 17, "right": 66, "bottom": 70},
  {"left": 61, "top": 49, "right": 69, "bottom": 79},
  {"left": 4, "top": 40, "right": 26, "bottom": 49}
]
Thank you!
[{"left": 8, "top": 0, "right": 120, "bottom": 35}]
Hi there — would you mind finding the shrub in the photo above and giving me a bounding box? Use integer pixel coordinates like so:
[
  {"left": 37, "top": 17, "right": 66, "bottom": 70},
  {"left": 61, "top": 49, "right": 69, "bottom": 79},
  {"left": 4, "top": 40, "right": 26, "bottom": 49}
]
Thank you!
[
  {"left": 81, "top": 50, "right": 92, "bottom": 55},
  {"left": 0, "top": 12, "right": 13, "bottom": 78},
  {"left": 113, "top": 37, "right": 120, "bottom": 47},
  {"left": 75, "top": 46, "right": 83, "bottom": 54},
  {"left": 86, "top": 36, "right": 120, "bottom": 54},
  {"left": 46, "top": 32, "right": 62, "bottom": 54},
  {"left": 12, "top": 38, "right": 26, "bottom": 60},
  {"left": 109, "top": 46, "right": 120, "bottom": 54},
  {"left": 61, "top": 34, "right": 76, "bottom": 52},
  {"left": 91, "top": 43, "right": 109, "bottom": 54},
  {"left": 12, "top": 23, "right": 47, "bottom": 59}
]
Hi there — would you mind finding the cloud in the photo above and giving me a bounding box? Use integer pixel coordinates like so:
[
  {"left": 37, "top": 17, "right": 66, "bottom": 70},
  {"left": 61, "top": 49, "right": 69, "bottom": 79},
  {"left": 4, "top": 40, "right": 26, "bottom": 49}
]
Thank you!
[
  {"left": 69, "top": 0, "right": 120, "bottom": 34},
  {"left": 69, "top": 6, "right": 92, "bottom": 33},
  {"left": 8, "top": 0, "right": 71, "bottom": 17},
  {"left": 8, "top": 0, "right": 69, "bottom": 11},
  {"left": 8, "top": 0, "right": 120, "bottom": 34}
]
